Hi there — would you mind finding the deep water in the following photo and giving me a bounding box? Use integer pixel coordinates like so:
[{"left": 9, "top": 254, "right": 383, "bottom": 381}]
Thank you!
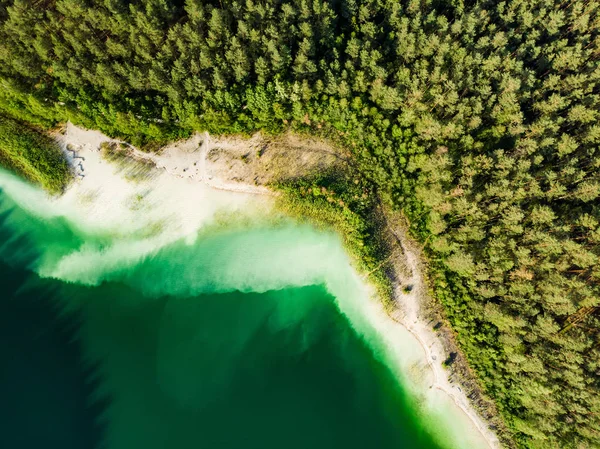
[{"left": 0, "top": 185, "right": 450, "bottom": 449}]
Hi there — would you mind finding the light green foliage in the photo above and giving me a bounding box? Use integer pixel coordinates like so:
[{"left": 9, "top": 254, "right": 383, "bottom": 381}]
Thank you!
[
  {"left": 0, "top": 115, "right": 70, "bottom": 193},
  {"left": 275, "top": 169, "right": 393, "bottom": 304}
]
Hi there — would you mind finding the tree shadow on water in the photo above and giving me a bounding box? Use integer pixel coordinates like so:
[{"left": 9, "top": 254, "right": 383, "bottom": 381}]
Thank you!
[{"left": 0, "top": 261, "right": 107, "bottom": 449}]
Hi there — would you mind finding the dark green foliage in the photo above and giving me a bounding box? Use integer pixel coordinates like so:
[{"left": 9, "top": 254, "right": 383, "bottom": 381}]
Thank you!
[
  {"left": 0, "top": 115, "right": 70, "bottom": 193},
  {"left": 0, "top": 0, "right": 599, "bottom": 447}
]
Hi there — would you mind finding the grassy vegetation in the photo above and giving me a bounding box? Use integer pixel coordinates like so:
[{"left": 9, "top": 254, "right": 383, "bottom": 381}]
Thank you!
[
  {"left": 99, "top": 142, "right": 130, "bottom": 164},
  {"left": 274, "top": 169, "right": 393, "bottom": 304},
  {"left": 100, "top": 142, "right": 156, "bottom": 183},
  {"left": 0, "top": 115, "right": 70, "bottom": 194}
]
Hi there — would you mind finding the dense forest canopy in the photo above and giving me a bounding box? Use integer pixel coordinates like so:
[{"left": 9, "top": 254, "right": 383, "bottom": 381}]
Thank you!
[{"left": 0, "top": 0, "right": 599, "bottom": 448}]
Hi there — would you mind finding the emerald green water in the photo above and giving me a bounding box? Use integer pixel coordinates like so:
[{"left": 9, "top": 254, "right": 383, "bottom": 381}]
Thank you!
[{"left": 0, "top": 181, "right": 451, "bottom": 449}]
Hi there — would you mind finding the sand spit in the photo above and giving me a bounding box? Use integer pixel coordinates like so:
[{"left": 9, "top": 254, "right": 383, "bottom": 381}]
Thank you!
[{"left": 55, "top": 123, "right": 501, "bottom": 449}]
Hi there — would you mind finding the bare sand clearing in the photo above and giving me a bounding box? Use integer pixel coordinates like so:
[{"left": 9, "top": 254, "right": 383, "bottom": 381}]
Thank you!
[
  {"left": 72, "top": 126, "right": 344, "bottom": 196},
  {"left": 56, "top": 123, "right": 500, "bottom": 449}
]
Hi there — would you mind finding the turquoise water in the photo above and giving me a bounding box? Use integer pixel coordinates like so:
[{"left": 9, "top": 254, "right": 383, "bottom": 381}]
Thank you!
[{"left": 0, "top": 182, "right": 451, "bottom": 449}]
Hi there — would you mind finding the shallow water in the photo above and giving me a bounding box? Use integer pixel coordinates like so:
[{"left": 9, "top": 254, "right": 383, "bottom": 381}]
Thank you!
[{"left": 0, "top": 159, "right": 481, "bottom": 449}]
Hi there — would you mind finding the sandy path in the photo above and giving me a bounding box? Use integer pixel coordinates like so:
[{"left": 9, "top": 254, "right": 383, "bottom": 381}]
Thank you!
[{"left": 383, "top": 213, "right": 500, "bottom": 449}]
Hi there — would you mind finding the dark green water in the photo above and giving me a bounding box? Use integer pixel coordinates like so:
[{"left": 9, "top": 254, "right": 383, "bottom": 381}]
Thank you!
[{"left": 0, "top": 185, "right": 450, "bottom": 449}]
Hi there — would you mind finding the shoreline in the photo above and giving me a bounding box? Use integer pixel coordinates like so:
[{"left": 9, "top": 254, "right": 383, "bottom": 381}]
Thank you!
[
  {"left": 57, "top": 122, "right": 502, "bottom": 449},
  {"left": 378, "top": 209, "right": 504, "bottom": 449}
]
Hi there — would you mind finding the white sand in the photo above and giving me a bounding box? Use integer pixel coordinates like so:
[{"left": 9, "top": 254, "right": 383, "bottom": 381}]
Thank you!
[
  {"left": 0, "top": 123, "right": 271, "bottom": 283},
  {"left": 105, "top": 130, "right": 273, "bottom": 196},
  {"left": 52, "top": 123, "right": 500, "bottom": 449},
  {"left": 57, "top": 123, "right": 271, "bottom": 235}
]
